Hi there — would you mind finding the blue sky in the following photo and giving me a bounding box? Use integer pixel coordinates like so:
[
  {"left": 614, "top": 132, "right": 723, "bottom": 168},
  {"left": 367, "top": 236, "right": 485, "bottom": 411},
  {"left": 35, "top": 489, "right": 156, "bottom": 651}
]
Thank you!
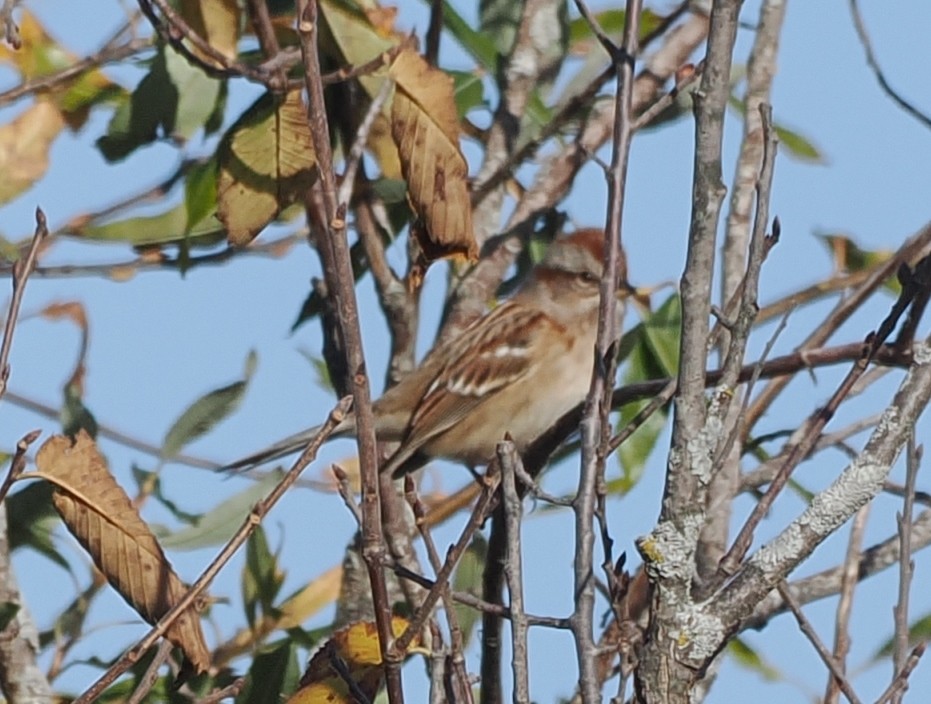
[{"left": 1, "top": 0, "right": 931, "bottom": 701}]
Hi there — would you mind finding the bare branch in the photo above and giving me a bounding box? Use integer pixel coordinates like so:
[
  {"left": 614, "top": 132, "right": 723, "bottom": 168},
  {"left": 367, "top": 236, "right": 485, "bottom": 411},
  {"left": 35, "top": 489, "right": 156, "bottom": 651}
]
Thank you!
[
  {"left": 716, "top": 340, "right": 931, "bottom": 633},
  {"left": 847, "top": 0, "right": 931, "bottom": 131},
  {"left": 295, "top": 1, "right": 400, "bottom": 700},
  {"left": 777, "top": 582, "right": 862, "bottom": 704},
  {"left": 825, "top": 505, "right": 869, "bottom": 704},
  {"left": 498, "top": 441, "right": 530, "bottom": 703},
  {"left": 573, "top": 3, "right": 640, "bottom": 701},
  {"left": 892, "top": 436, "right": 920, "bottom": 699}
]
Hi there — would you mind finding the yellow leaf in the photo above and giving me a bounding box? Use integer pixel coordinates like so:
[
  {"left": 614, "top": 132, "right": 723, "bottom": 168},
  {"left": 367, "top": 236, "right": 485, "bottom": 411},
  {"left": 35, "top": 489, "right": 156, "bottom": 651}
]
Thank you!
[
  {"left": 389, "top": 49, "right": 476, "bottom": 264},
  {"left": 319, "top": 0, "right": 396, "bottom": 99},
  {"left": 287, "top": 617, "right": 422, "bottom": 703},
  {"left": 0, "top": 100, "right": 65, "bottom": 205},
  {"left": 0, "top": 10, "right": 116, "bottom": 127},
  {"left": 367, "top": 113, "right": 402, "bottom": 180},
  {"left": 35, "top": 433, "right": 210, "bottom": 674},
  {"left": 213, "top": 566, "right": 342, "bottom": 667},
  {"left": 181, "top": 0, "right": 241, "bottom": 66},
  {"left": 217, "top": 89, "right": 317, "bottom": 246}
]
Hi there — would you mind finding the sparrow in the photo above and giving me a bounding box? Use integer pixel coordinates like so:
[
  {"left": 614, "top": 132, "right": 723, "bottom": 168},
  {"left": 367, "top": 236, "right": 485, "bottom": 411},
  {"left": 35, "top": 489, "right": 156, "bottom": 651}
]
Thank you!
[{"left": 225, "top": 229, "right": 627, "bottom": 477}]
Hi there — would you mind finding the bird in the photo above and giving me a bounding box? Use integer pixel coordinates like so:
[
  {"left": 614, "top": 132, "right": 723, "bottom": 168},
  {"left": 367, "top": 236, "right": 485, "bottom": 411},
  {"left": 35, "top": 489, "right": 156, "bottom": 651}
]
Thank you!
[{"left": 225, "top": 229, "right": 627, "bottom": 478}]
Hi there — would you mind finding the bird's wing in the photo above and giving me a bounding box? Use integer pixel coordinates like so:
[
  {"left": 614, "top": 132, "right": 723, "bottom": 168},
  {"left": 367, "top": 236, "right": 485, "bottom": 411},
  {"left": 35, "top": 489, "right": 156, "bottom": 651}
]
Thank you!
[{"left": 382, "top": 302, "right": 558, "bottom": 475}]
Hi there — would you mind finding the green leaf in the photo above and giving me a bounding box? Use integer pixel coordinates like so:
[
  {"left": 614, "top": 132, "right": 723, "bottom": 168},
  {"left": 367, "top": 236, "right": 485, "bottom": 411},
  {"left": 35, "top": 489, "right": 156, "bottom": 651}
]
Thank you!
[
  {"left": 479, "top": 0, "right": 521, "bottom": 57},
  {"left": 162, "top": 44, "right": 222, "bottom": 140},
  {"left": 640, "top": 293, "right": 681, "bottom": 378},
  {"left": 184, "top": 159, "right": 219, "bottom": 234},
  {"left": 449, "top": 70, "right": 486, "bottom": 118},
  {"left": 236, "top": 639, "right": 301, "bottom": 704},
  {"left": 612, "top": 399, "right": 666, "bottom": 495},
  {"left": 319, "top": 0, "right": 395, "bottom": 99},
  {"left": 161, "top": 350, "right": 257, "bottom": 459},
  {"left": 568, "top": 9, "right": 665, "bottom": 46},
  {"left": 77, "top": 201, "right": 226, "bottom": 248},
  {"left": 38, "top": 583, "right": 96, "bottom": 651},
  {"left": 296, "top": 348, "right": 334, "bottom": 393},
  {"left": 133, "top": 465, "right": 201, "bottom": 525},
  {"left": 612, "top": 294, "right": 680, "bottom": 490},
  {"left": 452, "top": 534, "right": 487, "bottom": 647},
  {"left": 97, "top": 44, "right": 223, "bottom": 161},
  {"left": 161, "top": 471, "right": 283, "bottom": 550},
  {"left": 216, "top": 89, "right": 317, "bottom": 246},
  {"left": 370, "top": 177, "right": 408, "bottom": 204},
  {"left": 7, "top": 482, "right": 67, "bottom": 568},
  {"left": 243, "top": 525, "right": 285, "bottom": 631},
  {"left": 428, "top": 0, "right": 498, "bottom": 70},
  {"left": 873, "top": 613, "right": 931, "bottom": 661},
  {"left": 728, "top": 637, "right": 782, "bottom": 681},
  {"left": 773, "top": 123, "right": 823, "bottom": 163},
  {"left": 61, "top": 380, "right": 98, "bottom": 440},
  {"left": 814, "top": 231, "right": 898, "bottom": 293},
  {"left": 728, "top": 95, "right": 825, "bottom": 164}
]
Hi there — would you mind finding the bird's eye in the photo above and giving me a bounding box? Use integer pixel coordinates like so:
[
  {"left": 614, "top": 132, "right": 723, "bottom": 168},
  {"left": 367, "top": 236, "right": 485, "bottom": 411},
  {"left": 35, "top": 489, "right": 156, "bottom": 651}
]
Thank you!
[{"left": 577, "top": 271, "right": 599, "bottom": 284}]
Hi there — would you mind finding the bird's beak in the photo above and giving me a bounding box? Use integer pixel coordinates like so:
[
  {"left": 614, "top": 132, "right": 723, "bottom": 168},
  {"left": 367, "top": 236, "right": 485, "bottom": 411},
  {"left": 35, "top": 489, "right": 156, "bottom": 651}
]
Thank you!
[{"left": 615, "top": 281, "right": 636, "bottom": 300}]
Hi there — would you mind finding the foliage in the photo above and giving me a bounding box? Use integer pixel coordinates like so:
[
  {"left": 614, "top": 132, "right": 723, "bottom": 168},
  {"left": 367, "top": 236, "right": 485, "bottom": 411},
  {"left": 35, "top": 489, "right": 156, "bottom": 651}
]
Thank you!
[{"left": 0, "top": 1, "right": 927, "bottom": 703}]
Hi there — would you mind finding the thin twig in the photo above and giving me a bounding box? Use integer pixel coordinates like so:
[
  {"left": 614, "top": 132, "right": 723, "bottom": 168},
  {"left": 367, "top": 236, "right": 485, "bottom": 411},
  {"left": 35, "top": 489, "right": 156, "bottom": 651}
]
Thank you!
[
  {"left": 198, "top": 678, "right": 246, "bottom": 704},
  {"left": 892, "top": 435, "right": 920, "bottom": 696},
  {"left": 743, "top": 221, "right": 931, "bottom": 441},
  {"left": 718, "top": 262, "right": 929, "bottom": 577},
  {"left": 630, "top": 60, "right": 703, "bottom": 130},
  {"left": 296, "top": 1, "right": 398, "bottom": 699},
  {"left": 336, "top": 78, "right": 393, "bottom": 211},
  {"left": 0, "top": 38, "right": 152, "bottom": 107},
  {"left": 140, "top": 0, "right": 281, "bottom": 87},
  {"left": 573, "top": 3, "right": 640, "bottom": 702},
  {"left": 395, "top": 466, "right": 502, "bottom": 655},
  {"left": 847, "top": 0, "right": 931, "bottom": 131},
  {"left": 572, "top": 0, "right": 621, "bottom": 59},
  {"left": 125, "top": 639, "right": 173, "bottom": 704},
  {"left": 825, "top": 505, "right": 869, "bottom": 704},
  {"left": 0, "top": 430, "right": 41, "bottom": 504},
  {"left": 1, "top": 0, "right": 20, "bottom": 49},
  {"left": 425, "top": 0, "right": 442, "bottom": 66},
  {"left": 875, "top": 643, "right": 927, "bottom": 704},
  {"left": 332, "top": 464, "right": 363, "bottom": 525},
  {"left": 404, "top": 478, "right": 472, "bottom": 702},
  {"left": 498, "top": 442, "right": 530, "bottom": 703},
  {"left": 72, "top": 398, "right": 352, "bottom": 704},
  {"left": 0, "top": 232, "right": 304, "bottom": 280},
  {"left": 777, "top": 582, "right": 863, "bottom": 704},
  {"left": 395, "top": 568, "right": 571, "bottom": 629},
  {"left": 0, "top": 209, "right": 49, "bottom": 399}
]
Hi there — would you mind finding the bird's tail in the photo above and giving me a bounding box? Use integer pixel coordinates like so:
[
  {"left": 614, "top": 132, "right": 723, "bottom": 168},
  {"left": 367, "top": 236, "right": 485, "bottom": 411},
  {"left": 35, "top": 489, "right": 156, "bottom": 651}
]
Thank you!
[{"left": 221, "top": 423, "right": 346, "bottom": 473}]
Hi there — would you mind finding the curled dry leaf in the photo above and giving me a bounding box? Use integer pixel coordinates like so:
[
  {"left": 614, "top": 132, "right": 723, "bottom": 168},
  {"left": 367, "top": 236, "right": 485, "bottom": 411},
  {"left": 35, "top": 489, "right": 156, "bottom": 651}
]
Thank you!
[
  {"left": 217, "top": 88, "right": 317, "bottom": 246},
  {"left": 389, "top": 48, "right": 477, "bottom": 265},
  {"left": 35, "top": 432, "right": 210, "bottom": 674},
  {"left": 40, "top": 300, "right": 89, "bottom": 331},
  {"left": 287, "top": 616, "right": 423, "bottom": 703}
]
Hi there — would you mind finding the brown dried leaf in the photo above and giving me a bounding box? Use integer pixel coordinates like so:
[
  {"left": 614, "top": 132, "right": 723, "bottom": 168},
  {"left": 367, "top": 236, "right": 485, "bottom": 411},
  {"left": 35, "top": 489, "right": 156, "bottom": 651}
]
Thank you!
[
  {"left": 35, "top": 432, "right": 210, "bottom": 673},
  {"left": 40, "top": 301, "right": 88, "bottom": 331},
  {"left": 389, "top": 49, "right": 476, "bottom": 264},
  {"left": 217, "top": 89, "right": 317, "bottom": 246}
]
